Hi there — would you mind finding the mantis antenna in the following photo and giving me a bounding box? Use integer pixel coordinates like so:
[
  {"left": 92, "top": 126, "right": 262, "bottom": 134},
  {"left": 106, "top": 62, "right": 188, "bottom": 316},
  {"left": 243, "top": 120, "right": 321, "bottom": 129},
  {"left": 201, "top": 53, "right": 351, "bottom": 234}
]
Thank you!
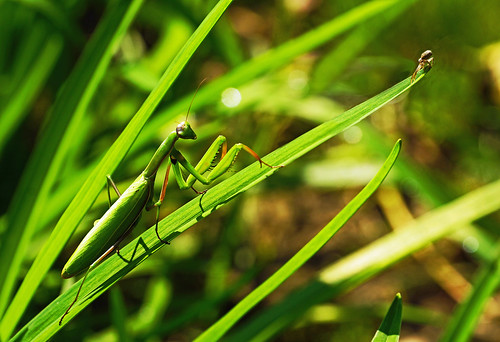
[{"left": 186, "top": 78, "right": 207, "bottom": 121}]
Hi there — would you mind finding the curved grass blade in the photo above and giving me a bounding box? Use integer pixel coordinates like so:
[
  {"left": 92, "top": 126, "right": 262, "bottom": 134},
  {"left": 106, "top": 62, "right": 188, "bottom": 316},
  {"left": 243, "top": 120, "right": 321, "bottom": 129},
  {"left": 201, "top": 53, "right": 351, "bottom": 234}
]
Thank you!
[
  {"left": 195, "top": 140, "right": 401, "bottom": 342},
  {"left": 11, "top": 72, "right": 424, "bottom": 341},
  {"left": 0, "top": 32, "right": 62, "bottom": 156},
  {"left": 439, "top": 250, "right": 500, "bottom": 342},
  {"left": 226, "top": 178, "right": 500, "bottom": 341},
  {"left": 15, "top": 0, "right": 85, "bottom": 45},
  {"left": 0, "top": 0, "right": 233, "bottom": 340},
  {"left": 12, "top": 0, "right": 415, "bottom": 249},
  {"left": 371, "top": 293, "right": 402, "bottom": 342},
  {"left": 139, "top": 0, "right": 414, "bottom": 143}
]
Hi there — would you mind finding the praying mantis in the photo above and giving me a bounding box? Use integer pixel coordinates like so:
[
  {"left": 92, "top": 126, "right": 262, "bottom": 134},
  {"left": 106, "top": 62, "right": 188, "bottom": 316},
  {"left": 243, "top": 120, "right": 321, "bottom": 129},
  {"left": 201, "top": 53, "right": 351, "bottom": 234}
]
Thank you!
[{"left": 59, "top": 93, "right": 282, "bottom": 325}]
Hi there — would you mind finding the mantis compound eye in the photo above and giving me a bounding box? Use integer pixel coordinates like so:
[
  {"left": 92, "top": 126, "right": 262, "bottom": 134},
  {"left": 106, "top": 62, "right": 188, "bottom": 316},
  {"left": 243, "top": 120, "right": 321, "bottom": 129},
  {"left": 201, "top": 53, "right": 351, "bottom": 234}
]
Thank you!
[{"left": 176, "top": 121, "right": 197, "bottom": 140}]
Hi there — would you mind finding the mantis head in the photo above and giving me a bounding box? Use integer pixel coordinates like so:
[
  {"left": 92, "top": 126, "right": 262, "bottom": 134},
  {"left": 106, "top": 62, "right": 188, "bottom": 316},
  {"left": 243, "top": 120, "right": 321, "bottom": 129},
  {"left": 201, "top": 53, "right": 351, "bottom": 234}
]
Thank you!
[{"left": 176, "top": 121, "right": 197, "bottom": 140}]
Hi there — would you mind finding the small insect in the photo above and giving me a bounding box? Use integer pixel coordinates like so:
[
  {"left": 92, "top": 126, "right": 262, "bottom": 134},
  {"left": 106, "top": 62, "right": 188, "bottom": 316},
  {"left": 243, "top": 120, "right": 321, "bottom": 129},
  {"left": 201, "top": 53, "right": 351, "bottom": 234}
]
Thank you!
[
  {"left": 411, "top": 49, "right": 434, "bottom": 83},
  {"left": 59, "top": 86, "right": 283, "bottom": 325}
]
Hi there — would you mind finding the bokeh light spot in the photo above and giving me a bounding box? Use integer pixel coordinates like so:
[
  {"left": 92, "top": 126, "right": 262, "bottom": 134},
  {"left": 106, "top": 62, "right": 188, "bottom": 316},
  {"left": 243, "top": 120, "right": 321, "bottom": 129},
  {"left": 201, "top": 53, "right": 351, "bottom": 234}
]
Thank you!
[
  {"left": 221, "top": 87, "right": 242, "bottom": 108},
  {"left": 462, "top": 236, "right": 479, "bottom": 254}
]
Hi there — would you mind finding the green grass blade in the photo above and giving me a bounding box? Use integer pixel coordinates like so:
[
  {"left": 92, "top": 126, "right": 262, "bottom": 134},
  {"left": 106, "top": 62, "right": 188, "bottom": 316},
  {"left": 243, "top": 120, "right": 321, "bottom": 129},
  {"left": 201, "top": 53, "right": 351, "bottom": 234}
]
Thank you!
[
  {"left": 5, "top": 0, "right": 411, "bottom": 238},
  {"left": 195, "top": 140, "right": 401, "bottom": 342},
  {"left": 11, "top": 72, "right": 424, "bottom": 341},
  {"left": 318, "top": 183, "right": 500, "bottom": 286},
  {"left": 0, "top": 0, "right": 233, "bottom": 340},
  {"left": 0, "top": 0, "right": 145, "bottom": 330},
  {"left": 0, "top": 32, "right": 62, "bottom": 155},
  {"left": 360, "top": 123, "right": 499, "bottom": 262},
  {"left": 371, "top": 294, "right": 402, "bottom": 342},
  {"left": 439, "top": 250, "right": 500, "bottom": 342},
  {"left": 226, "top": 177, "right": 500, "bottom": 341},
  {"left": 15, "top": 0, "right": 85, "bottom": 45},
  {"left": 110, "top": 288, "right": 130, "bottom": 342},
  {"left": 140, "top": 0, "right": 413, "bottom": 141},
  {"left": 312, "top": 3, "right": 410, "bottom": 90}
]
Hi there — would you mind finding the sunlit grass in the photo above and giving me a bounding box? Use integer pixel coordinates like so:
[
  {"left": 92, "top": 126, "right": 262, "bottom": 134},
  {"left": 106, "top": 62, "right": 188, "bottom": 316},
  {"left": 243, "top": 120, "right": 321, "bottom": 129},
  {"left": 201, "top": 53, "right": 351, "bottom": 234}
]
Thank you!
[{"left": 1, "top": 0, "right": 499, "bottom": 341}]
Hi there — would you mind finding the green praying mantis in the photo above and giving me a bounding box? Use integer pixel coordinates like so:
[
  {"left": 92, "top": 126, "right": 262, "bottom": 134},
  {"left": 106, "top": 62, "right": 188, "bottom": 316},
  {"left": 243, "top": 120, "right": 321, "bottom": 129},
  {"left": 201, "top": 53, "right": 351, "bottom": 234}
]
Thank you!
[{"left": 59, "top": 92, "right": 282, "bottom": 325}]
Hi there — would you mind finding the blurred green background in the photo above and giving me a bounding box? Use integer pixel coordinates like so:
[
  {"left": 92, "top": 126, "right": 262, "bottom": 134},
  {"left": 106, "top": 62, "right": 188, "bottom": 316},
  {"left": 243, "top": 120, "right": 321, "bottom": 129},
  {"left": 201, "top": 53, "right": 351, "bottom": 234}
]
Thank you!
[{"left": 1, "top": 0, "right": 500, "bottom": 341}]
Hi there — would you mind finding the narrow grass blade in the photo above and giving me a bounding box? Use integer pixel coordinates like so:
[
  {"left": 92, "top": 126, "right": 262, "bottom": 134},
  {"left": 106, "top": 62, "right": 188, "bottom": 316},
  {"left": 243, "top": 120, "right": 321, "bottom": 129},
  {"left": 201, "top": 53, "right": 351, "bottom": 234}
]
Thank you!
[
  {"left": 110, "top": 288, "right": 130, "bottom": 342},
  {"left": 195, "top": 140, "right": 401, "bottom": 342},
  {"left": 140, "top": 0, "right": 413, "bottom": 141},
  {"left": 439, "top": 249, "right": 500, "bottom": 342},
  {"left": 11, "top": 72, "right": 424, "bottom": 341},
  {"left": 15, "top": 0, "right": 85, "bottom": 45},
  {"left": 0, "top": 0, "right": 233, "bottom": 340},
  {"left": 0, "top": 32, "right": 62, "bottom": 155},
  {"left": 312, "top": 3, "right": 410, "bottom": 90},
  {"left": 0, "top": 0, "right": 145, "bottom": 332},
  {"left": 226, "top": 177, "right": 500, "bottom": 341},
  {"left": 371, "top": 294, "right": 402, "bottom": 342},
  {"left": 361, "top": 123, "right": 499, "bottom": 262}
]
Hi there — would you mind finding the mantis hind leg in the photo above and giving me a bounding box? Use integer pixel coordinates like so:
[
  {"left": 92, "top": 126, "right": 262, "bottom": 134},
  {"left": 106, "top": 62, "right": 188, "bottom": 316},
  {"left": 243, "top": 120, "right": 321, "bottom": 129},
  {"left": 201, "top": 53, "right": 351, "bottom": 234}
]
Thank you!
[
  {"left": 59, "top": 264, "right": 91, "bottom": 325},
  {"left": 59, "top": 237, "right": 125, "bottom": 326},
  {"left": 144, "top": 160, "right": 172, "bottom": 245},
  {"left": 59, "top": 214, "right": 143, "bottom": 325}
]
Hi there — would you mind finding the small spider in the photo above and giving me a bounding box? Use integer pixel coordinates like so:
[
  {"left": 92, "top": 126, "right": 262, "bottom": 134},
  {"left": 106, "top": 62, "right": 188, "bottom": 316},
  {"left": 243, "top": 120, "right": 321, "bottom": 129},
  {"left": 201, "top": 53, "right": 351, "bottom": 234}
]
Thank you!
[{"left": 411, "top": 50, "right": 434, "bottom": 83}]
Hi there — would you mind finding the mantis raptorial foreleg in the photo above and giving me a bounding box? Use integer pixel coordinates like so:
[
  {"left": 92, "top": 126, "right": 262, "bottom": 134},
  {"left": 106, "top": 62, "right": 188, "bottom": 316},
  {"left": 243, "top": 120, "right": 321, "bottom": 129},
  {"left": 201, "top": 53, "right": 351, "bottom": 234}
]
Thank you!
[
  {"left": 171, "top": 136, "right": 280, "bottom": 189},
  {"left": 146, "top": 136, "right": 282, "bottom": 244}
]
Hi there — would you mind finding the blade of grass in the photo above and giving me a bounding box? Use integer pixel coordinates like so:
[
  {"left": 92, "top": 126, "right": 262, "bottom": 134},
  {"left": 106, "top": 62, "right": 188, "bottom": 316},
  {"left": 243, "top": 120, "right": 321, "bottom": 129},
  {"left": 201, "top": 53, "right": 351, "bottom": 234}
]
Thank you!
[
  {"left": 15, "top": 0, "right": 85, "bottom": 46},
  {"left": 195, "top": 140, "right": 401, "bottom": 342},
  {"left": 361, "top": 123, "right": 499, "bottom": 262},
  {"left": 110, "top": 288, "right": 130, "bottom": 342},
  {"left": 0, "top": 0, "right": 145, "bottom": 328},
  {"left": 311, "top": 3, "right": 409, "bottom": 90},
  {"left": 0, "top": 32, "right": 62, "bottom": 155},
  {"left": 371, "top": 294, "right": 402, "bottom": 342},
  {"left": 225, "top": 177, "right": 500, "bottom": 341},
  {"left": 0, "top": 0, "right": 234, "bottom": 339},
  {"left": 439, "top": 247, "right": 500, "bottom": 342},
  {"left": 4, "top": 0, "right": 411, "bottom": 238},
  {"left": 138, "top": 0, "right": 414, "bottom": 145},
  {"left": 11, "top": 72, "right": 425, "bottom": 341}
]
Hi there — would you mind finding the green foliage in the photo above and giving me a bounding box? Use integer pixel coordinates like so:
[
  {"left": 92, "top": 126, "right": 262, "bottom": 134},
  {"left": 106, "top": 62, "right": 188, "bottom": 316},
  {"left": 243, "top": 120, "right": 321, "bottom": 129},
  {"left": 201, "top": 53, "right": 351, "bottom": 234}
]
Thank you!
[
  {"left": 9, "top": 50, "right": 417, "bottom": 342},
  {"left": 197, "top": 141, "right": 401, "bottom": 341},
  {"left": 371, "top": 294, "right": 402, "bottom": 342},
  {"left": 1, "top": 0, "right": 499, "bottom": 341}
]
